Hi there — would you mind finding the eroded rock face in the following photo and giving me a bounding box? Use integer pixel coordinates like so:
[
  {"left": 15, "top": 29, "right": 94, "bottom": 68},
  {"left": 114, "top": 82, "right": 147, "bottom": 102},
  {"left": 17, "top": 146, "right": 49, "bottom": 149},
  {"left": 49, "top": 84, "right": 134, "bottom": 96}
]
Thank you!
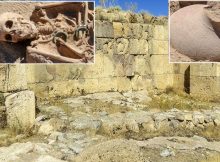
[
  {"left": 0, "top": 12, "right": 37, "bottom": 43},
  {"left": 5, "top": 90, "right": 35, "bottom": 131},
  {"left": 171, "top": 4, "right": 220, "bottom": 61}
]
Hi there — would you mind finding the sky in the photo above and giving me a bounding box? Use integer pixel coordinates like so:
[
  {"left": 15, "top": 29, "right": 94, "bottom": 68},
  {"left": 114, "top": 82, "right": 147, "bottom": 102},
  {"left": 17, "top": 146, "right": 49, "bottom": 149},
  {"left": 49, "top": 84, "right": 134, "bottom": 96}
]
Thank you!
[{"left": 94, "top": 0, "right": 168, "bottom": 16}]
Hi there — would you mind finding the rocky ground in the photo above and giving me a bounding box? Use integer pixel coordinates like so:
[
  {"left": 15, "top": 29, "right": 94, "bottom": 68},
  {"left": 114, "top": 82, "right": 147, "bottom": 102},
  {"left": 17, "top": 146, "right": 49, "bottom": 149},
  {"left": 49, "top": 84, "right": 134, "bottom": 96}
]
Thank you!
[{"left": 0, "top": 91, "right": 220, "bottom": 162}]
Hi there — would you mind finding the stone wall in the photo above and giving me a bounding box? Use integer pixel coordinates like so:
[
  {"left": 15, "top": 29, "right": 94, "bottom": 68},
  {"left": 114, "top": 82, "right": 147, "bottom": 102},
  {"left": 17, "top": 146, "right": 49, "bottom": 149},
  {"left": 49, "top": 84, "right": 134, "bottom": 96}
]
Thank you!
[
  {"left": 1, "top": 8, "right": 219, "bottom": 101},
  {"left": 0, "top": 65, "right": 35, "bottom": 130},
  {"left": 25, "top": 9, "right": 186, "bottom": 99}
]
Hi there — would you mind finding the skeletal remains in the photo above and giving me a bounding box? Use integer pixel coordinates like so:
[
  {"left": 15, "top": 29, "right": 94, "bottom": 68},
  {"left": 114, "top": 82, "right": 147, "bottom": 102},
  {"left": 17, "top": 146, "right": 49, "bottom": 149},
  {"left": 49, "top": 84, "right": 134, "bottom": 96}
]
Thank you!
[
  {"left": 171, "top": 3, "right": 220, "bottom": 61},
  {"left": 0, "top": 2, "right": 94, "bottom": 63}
]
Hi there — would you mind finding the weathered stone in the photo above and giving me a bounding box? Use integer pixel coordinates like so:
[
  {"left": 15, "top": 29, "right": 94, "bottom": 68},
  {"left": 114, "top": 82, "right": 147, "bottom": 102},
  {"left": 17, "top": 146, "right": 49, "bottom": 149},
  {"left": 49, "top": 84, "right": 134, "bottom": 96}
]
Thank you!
[
  {"left": 129, "top": 39, "right": 148, "bottom": 55},
  {"left": 150, "top": 55, "right": 173, "bottom": 75},
  {"left": 149, "top": 40, "right": 168, "bottom": 55},
  {"left": 75, "top": 139, "right": 146, "bottom": 162},
  {"left": 95, "top": 21, "right": 114, "bottom": 38},
  {"left": 193, "top": 113, "right": 205, "bottom": 125},
  {"left": 115, "top": 38, "right": 129, "bottom": 54},
  {"left": 113, "top": 22, "right": 123, "bottom": 38},
  {"left": 7, "top": 65, "right": 27, "bottom": 92},
  {"left": 125, "top": 119, "right": 139, "bottom": 133},
  {"left": 95, "top": 38, "right": 115, "bottom": 55},
  {"left": 214, "top": 119, "right": 220, "bottom": 126},
  {"left": 0, "top": 65, "right": 7, "bottom": 92},
  {"left": 134, "top": 55, "right": 151, "bottom": 76},
  {"left": 124, "top": 55, "right": 135, "bottom": 77},
  {"left": 5, "top": 90, "right": 35, "bottom": 131},
  {"left": 117, "top": 77, "right": 132, "bottom": 92},
  {"left": 36, "top": 155, "right": 66, "bottom": 162},
  {"left": 0, "top": 106, "right": 6, "bottom": 128},
  {"left": 71, "top": 115, "right": 101, "bottom": 132},
  {"left": 153, "top": 25, "right": 168, "bottom": 40},
  {"left": 38, "top": 121, "right": 55, "bottom": 135},
  {"left": 26, "top": 65, "right": 53, "bottom": 84},
  {"left": 100, "top": 113, "right": 127, "bottom": 136}
]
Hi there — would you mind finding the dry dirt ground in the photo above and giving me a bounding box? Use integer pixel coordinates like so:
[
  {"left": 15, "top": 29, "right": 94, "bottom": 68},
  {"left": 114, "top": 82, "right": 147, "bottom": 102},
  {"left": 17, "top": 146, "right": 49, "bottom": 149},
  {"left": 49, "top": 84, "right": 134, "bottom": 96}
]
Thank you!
[{"left": 0, "top": 91, "right": 220, "bottom": 162}]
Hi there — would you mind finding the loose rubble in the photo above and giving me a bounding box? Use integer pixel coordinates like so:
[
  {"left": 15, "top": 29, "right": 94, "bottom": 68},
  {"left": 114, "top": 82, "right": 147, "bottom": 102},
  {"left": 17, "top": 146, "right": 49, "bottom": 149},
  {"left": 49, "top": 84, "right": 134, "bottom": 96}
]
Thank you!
[{"left": 0, "top": 91, "right": 220, "bottom": 162}]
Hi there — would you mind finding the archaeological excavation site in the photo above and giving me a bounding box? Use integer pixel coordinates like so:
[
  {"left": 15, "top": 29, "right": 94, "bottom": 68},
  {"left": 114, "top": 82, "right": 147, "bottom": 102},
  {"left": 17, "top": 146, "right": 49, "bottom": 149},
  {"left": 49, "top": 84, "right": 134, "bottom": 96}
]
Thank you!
[
  {"left": 0, "top": 1, "right": 220, "bottom": 162},
  {"left": 170, "top": 1, "right": 220, "bottom": 62},
  {"left": 0, "top": 2, "right": 94, "bottom": 63}
]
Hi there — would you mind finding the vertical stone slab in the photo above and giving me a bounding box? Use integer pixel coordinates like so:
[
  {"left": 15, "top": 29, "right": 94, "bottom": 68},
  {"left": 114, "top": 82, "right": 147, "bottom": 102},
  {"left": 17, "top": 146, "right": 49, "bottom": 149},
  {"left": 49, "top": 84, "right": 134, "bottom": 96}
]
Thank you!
[
  {"left": 7, "top": 65, "right": 27, "bottom": 92},
  {"left": 5, "top": 90, "right": 35, "bottom": 131},
  {"left": 0, "top": 65, "right": 7, "bottom": 92}
]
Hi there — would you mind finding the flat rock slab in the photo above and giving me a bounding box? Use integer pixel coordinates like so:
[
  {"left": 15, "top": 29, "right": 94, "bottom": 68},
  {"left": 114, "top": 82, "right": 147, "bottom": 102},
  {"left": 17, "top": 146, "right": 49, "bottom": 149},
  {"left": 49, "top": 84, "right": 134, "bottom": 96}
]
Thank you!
[{"left": 5, "top": 90, "right": 35, "bottom": 131}]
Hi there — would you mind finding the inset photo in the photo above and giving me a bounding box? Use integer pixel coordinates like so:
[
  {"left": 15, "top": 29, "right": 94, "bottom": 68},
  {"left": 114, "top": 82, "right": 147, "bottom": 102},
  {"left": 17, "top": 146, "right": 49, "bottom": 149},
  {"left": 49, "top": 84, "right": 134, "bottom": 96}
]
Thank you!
[
  {"left": 0, "top": 2, "right": 94, "bottom": 63},
  {"left": 170, "top": 1, "right": 220, "bottom": 63}
]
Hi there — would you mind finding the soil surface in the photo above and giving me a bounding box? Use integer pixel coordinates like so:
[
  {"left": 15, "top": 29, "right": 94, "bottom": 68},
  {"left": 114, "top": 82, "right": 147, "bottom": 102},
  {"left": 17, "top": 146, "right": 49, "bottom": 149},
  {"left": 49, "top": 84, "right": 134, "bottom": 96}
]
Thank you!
[{"left": 0, "top": 91, "right": 220, "bottom": 162}]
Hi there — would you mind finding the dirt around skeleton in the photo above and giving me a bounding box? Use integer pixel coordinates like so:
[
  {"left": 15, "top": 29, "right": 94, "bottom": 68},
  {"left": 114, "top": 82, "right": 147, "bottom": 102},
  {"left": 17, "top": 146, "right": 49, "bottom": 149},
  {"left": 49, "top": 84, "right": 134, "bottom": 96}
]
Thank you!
[{"left": 0, "top": 2, "right": 94, "bottom": 63}]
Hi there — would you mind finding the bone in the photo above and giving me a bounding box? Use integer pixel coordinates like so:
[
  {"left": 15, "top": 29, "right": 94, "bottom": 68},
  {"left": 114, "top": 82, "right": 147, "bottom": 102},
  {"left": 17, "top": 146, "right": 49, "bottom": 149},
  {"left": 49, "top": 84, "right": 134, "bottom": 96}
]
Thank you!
[
  {"left": 27, "top": 47, "right": 84, "bottom": 63},
  {"left": 56, "top": 38, "right": 86, "bottom": 57}
]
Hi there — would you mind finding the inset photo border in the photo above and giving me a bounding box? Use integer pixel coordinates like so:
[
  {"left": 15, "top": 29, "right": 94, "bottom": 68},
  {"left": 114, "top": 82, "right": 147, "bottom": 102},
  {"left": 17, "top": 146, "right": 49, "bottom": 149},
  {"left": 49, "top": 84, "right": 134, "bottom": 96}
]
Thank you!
[
  {"left": 0, "top": 1, "right": 95, "bottom": 64},
  {"left": 169, "top": 0, "right": 220, "bottom": 63}
]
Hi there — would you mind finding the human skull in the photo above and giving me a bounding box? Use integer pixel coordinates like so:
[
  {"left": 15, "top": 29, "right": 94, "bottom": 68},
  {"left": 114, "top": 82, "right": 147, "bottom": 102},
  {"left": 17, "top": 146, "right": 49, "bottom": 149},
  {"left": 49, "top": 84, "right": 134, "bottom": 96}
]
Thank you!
[{"left": 0, "top": 12, "right": 38, "bottom": 43}]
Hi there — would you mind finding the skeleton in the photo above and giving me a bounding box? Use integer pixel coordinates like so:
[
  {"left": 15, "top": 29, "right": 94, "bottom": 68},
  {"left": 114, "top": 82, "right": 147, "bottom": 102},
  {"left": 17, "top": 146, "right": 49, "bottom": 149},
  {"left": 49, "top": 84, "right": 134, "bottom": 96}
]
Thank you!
[
  {"left": 0, "top": 2, "right": 94, "bottom": 63},
  {"left": 0, "top": 12, "right": 38, "bottom": 43}
]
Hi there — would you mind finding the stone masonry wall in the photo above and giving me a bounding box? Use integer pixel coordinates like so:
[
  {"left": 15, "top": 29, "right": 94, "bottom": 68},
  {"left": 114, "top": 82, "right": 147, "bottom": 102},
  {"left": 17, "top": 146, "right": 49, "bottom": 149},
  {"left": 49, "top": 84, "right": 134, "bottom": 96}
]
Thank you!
[
  {"left": 2, "top": 8, "right": 217, "bottom": 101},
  {"left": 24, "top": 12, "right": 173, "bottom": 98},
  {"left": 25, "top": 9, "right": 188, "bottom": 99}
]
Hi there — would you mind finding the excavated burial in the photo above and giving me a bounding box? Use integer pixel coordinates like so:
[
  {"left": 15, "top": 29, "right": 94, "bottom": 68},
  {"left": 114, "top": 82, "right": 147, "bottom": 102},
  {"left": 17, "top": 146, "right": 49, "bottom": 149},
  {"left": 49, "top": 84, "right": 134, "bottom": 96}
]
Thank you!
[{"left": 171, "top": 4, "right": 220, "bottom": 61}]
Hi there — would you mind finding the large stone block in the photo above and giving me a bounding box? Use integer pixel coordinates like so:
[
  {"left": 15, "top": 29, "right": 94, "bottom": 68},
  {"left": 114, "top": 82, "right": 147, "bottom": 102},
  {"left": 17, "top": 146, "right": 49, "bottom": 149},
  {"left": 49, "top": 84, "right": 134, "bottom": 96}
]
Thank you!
[
  {"left": 117, "top": 77, "right": 132, "bottom": 92},
  {"left": 95, "top": 21, "right": 114, "bottom": 38},
  {"left": 153, "top": 25, "right": 168, "bottom": 40},
  {"left": 173, "top": 64, "right": 190, "bottom": 75},
  {"left": 141, "top": 24, "right": 152, "bottom": 40},
  {"left": 98, "top": 77, "right": 117, "bottom": 92},
  {"left": 78, "top": 78, "right": 99, "bottom": 94},
  {"left": 0, "top": 65, "right": 7, "bottom": 92},
  {"left": 7, "top": 65, "right": 27, "bottom": 92},
  {"left": 123, "top": 23, "right": 143, "bottom": 39},
  {"left": 80, "top": 53, "right": 103, "bottom": 79},
  {"left": 95, "top": 38, "right": 115, "bottom": 55},
  {"left": 190, "top": 76, "right": 220, "bottom": 100},
  {"left": 173, "top": 74, "right": 185, "bottom": 92},
  {"left": 115, "top": 38, "right": 129, "bottom": 54},
  {"left": 102, "top": 55, "right": 115, "bottom": 77},
  {"left": 134, "top": 56, "right": 151, "bottom": 76},
  {"left": 112, "top": 54, "right": 125, "bottom": 77},
  {"left": 26, "top": 65, "right": 53, "bottom": 84},
  {"left": 113, "top": 23, "right": 152, "bottom": 40},
  {"left": 129, "top": 39, "right": 148, "bottom": 55},
  {"left": 153, "top": 74, "right": 174, "bottom": 89},
  {"left": 113, "top": 22, "right": 124, "bottom": 38},
  {"left": 5, "top": 90, "right": 35, "bottom": 131},
  {"left": 47, "top": 80, "right": 80, "bottom": 98},
  {"left": 191, "top": 64, "right": 220, "bottom": 77},
  {"left": 150, "top": 55, "right": 173, "bottom": 75},
  {"left": 46, "top": 65, "right": 72, "bottom": 81},
  {"left": 124, "top": 55, "right": 135, "bottom": 77},
  {"left": 149, "top": 40, "right": 168, "bottom": 55},
  {"left": 131, "top": 75, "right": 153, "bottom": 91}
]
